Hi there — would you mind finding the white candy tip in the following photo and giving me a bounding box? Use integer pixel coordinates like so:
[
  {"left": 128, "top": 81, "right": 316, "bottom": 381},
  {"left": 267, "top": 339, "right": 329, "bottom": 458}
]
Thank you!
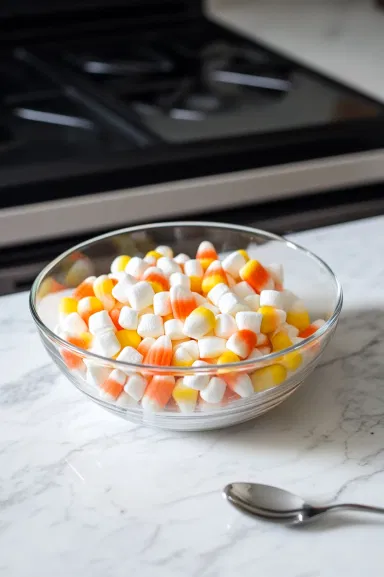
[{"left": 141, "top": 396, "right": 162, "bottom": 412}]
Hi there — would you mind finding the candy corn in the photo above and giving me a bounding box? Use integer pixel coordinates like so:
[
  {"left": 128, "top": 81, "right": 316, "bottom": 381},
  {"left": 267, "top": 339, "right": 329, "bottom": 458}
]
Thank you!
[
  {"left": 174, "top": 253, "right": 190, "bottom": 269},
  {"left": 196, "top": 240, "right": 219, "bottom": 271},
  {"left": 156, "top": 245, "right": 173, "bottom": 259},
  {"left": 172, "top": 378, "right": 199, "bottom": 412},
  {"left": 226, "top": 329, "right": 257, "bottom": 359},
  {"left": 59, "top": 296, "right": 78, "bottom": 318},
  {"left": 142, "top": 375, "right": 175, "bottom": 411},
  {"left": 224, "top": 373, "right": 254, "bottom": 397},
  {"left": 216, "top": 351, "right": 241, "bottom": 374},
  {"left": 77, "top": 296, "right": 104, "bottom": 324},
  {"left": 109, "top": 307, "right": 124, "bottom": 331},
  {"left": 144, "top": 335, "right": 173, "bottom": 366},
  {"left": 124, "top": 373, "right": 148, "bottom": 401},
  {"left": 142, "top": 266, "right": 169, "bottom": 293},
  {"left": 116, "top": 329, "right": 142, "bottom": 349},
  {"left": 200, "top": 376, "right": 226, "bottom": 403},
  {"left": 286, "top": 300, "right": 310, "bottom": 332},
  {"left": 62, "top": 312, "right": 88, "bottom": 337},
  {"left": 183, "top": 306, "right": 215, "bottom": 340},
  {"left": 60, "top": 335, "right": 87, "bottom": 370},
  {"left": 240, "top": 260, "right": 273, "bottom": 293},
  {"left": 271, "top": 329, "right": 302, "bottom": 371},
  {"left": 299, "top": 319, "right": 326, "bottom": 339},
  {"left": 170, "top": 286, "right": 196, "bottom": 320},
  {"left": 184, "top": 259, "right": 204, "bottom": 292},
  {"left": 93, "top": 275, "right": 115, "bottom": 311},
  {"left": 53, "top": 238, "right": 327, "bottom": 414},
  {"left": 144, "top": 250, "right": 162, "bottom": 264},
  {"left": 110, "top": 255, "right": 131, "bottom": 274},
  {"left": 251, "top": 364, "right": 287, "bottom": 392},
  {"left": 201, "top": 260, "right": 228, "bottom": 295},
  {"left": 137, "top": 337, "right": 156, "bottom": 357},
  {"left": 73, "top": 277, "right": 96, "bottom": 300},
  {"left": 101, "top": 369, "right": 127, "bottom": 399},
  {"left": 259, "top": 306, "right": 286, "bottom": 334}
]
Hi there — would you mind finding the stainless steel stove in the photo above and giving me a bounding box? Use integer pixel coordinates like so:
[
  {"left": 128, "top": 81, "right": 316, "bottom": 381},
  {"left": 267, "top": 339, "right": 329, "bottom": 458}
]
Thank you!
[{"left": 1, "top": 0, "right": 384, "bottom": 294}]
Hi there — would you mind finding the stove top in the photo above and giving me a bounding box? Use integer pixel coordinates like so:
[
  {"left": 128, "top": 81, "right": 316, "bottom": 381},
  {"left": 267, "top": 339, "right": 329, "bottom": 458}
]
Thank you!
[
  {"left": 37, "top": 25, "right": 380, "bottom": 144},
  {"left": 1, "top": 18, "right": 383, "bottom": 204},
  {"left": 0, "top": 52, "right": 137, "bottom": 169}
]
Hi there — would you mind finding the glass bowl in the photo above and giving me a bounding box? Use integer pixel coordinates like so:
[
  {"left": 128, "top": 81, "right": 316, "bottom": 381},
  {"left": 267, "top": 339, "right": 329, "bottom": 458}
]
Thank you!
[{"left": 30, "top": 222, "right": 342, "bottom": 431}]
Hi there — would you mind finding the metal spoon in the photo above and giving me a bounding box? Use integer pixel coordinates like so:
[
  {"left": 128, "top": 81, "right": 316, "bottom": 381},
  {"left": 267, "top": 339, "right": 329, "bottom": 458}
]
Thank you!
[{"left": 223, "top": 482, "right": 384, "bottom": 525}]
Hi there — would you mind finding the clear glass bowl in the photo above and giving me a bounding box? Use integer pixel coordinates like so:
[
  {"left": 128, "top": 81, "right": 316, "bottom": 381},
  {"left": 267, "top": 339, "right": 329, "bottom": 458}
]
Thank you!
[{"left": 30, "top": 222, "right": 342, "bottom": 431}]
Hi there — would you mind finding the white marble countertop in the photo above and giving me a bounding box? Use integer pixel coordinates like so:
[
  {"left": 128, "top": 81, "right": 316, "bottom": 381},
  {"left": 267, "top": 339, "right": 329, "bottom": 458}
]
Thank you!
[
  {"left": 208, "top": 0, "right": 384, "bottom": 102},
  {"left": 2, "top": 216, "right": 384, "bottom": 576}
]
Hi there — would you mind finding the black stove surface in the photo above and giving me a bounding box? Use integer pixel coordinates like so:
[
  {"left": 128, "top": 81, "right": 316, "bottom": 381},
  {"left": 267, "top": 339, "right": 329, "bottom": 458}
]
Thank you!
[
  {"left": 44, "top": 24, "right": 380, "bottom": 144},
  {"left": 1, "top": 18, "right": 384, "bottom": 204}
]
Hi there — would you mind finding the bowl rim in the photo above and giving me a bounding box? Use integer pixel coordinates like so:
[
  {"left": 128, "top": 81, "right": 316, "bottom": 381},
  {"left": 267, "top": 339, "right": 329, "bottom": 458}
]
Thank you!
[{"left": 29, "top": 220, "right": 343, "bottom": 375}]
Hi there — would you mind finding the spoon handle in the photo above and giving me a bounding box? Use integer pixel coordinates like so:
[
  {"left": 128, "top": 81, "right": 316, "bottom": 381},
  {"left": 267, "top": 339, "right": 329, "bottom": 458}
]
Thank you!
[{"left": 320, "top": 503, "right": 384, "bottom": 516}]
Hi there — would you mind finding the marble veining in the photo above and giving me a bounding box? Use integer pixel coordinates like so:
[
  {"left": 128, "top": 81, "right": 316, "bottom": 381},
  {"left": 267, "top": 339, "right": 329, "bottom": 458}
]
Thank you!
[{"left": 2, "top": 216, "right": 384, "bottom": 576}]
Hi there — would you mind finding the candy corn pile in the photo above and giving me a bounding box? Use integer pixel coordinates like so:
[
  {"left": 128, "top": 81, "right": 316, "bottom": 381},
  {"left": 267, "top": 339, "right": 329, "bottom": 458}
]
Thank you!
[{"left": 55, "top": 241, "right": 325, "bottom": 412}]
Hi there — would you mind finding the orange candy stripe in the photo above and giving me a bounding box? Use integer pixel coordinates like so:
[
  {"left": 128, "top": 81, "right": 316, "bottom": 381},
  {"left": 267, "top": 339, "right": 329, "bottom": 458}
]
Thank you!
[
  {"left": 144, "top": 336, "right": 173, "bottom": 366},
  {"left": 170, "top": 287, "right": 196, "bottom": 321},
  {"left": 109, "top": 307, "right": 123, "bottom": 331},
  {"left": 60, "top": 335, "right": 87, "bottom": 370},
  {"left": 142, "top": 267, "right": 169, "bottom": 293},
  {"left": 73, "top": 279, "right": 95, "bottom": 300},
  {"left": 238, "top": 329, "right": 257, "bottom": 357},
  {"left": 196, "top": 241, "right": 219, "bottom": 271},
  {"left": 196, "top": 241, "right": 218, "bottom": 260},
  {"left": 240, "top": 260, "right": 271, "bottom": 293},
  {"left": 144, "top": 375, "right": 175, "bottom": 409},
  {"left": 201, "top": 261, "right": 228, "bottom": 294},
  {"left": 299, "top": 325, "right": 318, "bottom": 339},
  {"left": 101, "top": 376, "right": 125, "bottom": 399}
]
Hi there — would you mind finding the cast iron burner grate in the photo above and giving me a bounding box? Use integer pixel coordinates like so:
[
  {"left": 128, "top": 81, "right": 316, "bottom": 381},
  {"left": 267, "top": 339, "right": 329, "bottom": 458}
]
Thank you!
[{"left": 131, "top": 42, "right": 293, "bottom": 120}]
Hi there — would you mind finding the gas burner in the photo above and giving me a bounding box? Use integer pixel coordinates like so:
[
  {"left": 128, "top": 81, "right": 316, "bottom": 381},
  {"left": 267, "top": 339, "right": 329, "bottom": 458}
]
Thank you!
[
  {"left": 132, "top": 78, "right": 236, "bottom": 121},
  {"left": 131, "top": 41, "right": 293, "bottom": 123},
  {"left": 167, "top": 34, "right": 271, "bottom": 66}
]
